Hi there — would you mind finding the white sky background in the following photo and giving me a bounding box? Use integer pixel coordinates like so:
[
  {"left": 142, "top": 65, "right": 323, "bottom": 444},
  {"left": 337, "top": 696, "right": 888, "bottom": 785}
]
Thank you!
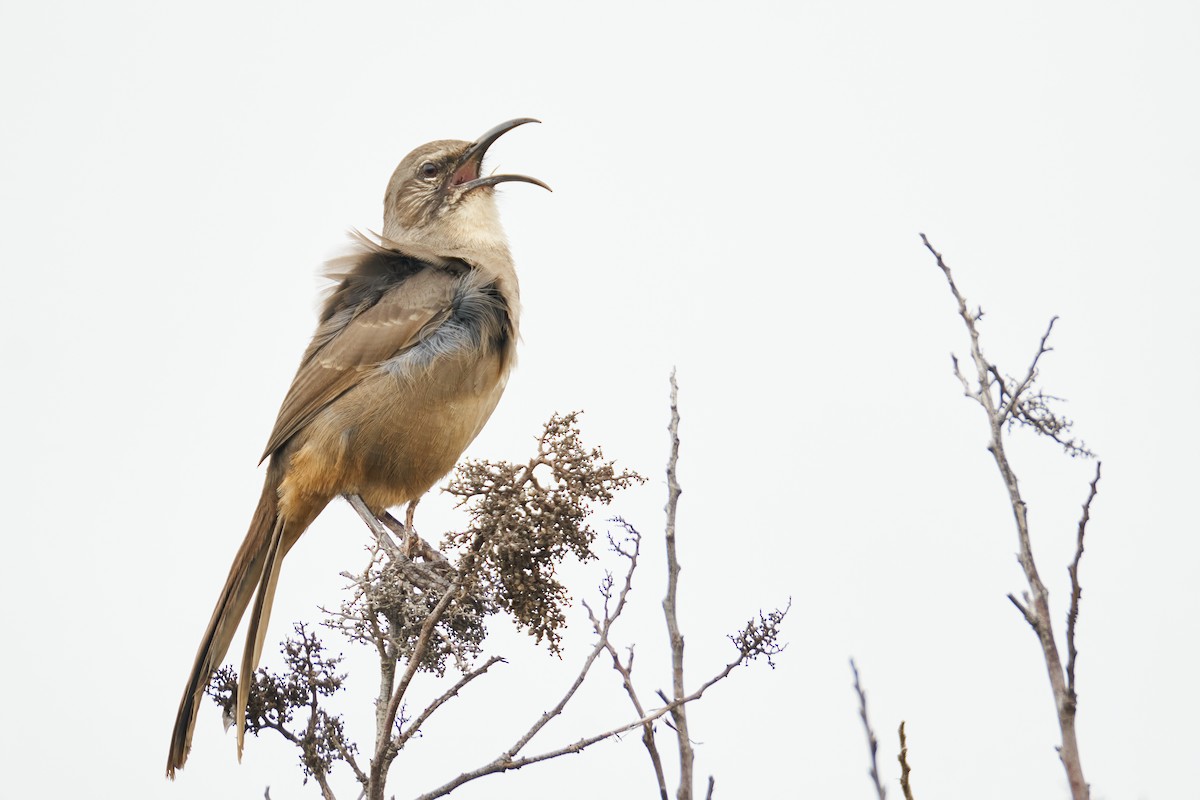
[{"left": 2, "top": 1, "right": 1197, "bottom": 798}]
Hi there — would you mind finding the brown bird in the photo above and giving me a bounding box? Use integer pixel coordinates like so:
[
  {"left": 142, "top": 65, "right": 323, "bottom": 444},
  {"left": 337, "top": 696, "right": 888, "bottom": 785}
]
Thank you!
[{"left": 166, "top": 118, "right": 549, "bottom": 778}]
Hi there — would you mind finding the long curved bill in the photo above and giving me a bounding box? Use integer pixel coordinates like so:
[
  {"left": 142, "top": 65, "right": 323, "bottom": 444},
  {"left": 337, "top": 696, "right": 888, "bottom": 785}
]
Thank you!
[{"left": 449, "top": 118, "right": 552, "bottom": 193}]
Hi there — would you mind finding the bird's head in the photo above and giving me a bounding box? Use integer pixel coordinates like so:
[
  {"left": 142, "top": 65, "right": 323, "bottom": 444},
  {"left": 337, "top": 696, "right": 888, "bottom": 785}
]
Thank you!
[{"left": 381, "top": 118, "right": 550, "bottom": 255}]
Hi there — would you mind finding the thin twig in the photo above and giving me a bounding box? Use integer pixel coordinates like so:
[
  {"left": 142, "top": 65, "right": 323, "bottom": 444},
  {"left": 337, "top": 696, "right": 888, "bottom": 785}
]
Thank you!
[
  {"left": 332, "top": 730, "right": 369, "bottom": 789},
  {"left": 999, "top": 317, "right": 1058, "bottom": 424},
  {"left": 595, "top": 638, "right": 668, "bottom": 800},
  {"left": 898, "top": 722, "right": 915, "bottom": 800},
  {"left": 950, "top": 354, "right": 975, "bottom": 399},
  {"left": 394, "top": 656, "right": 506, "bottom": 751},
  {"left": 1007, "top": 592, "right": 1038, "bottom": 629},
  {"left": 584, "top": 529, "right": 670, "bottom": 800},
  {"left": 851, "top": 659, "right": 887, "bottom": 800},
  {"left": 313, "top": 771, "right": 337, "bottom": 800},
  {"left": 491, "top": 525, "right": 639, "bottom": 764},
  {"left": 1066, "top": 462, "right": 1101, "bottom": 697},
  {"left": 413, "top": 652, "right": 749, "bottom": 800},
  {"left": 501, "top": 617, "right": 611, "bottom": 759}
]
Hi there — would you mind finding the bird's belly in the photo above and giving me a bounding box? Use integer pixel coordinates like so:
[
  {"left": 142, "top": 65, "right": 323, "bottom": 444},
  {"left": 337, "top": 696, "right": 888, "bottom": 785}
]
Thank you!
[{"left": 278, "top": 346, "right": 508, "bottom": 517}]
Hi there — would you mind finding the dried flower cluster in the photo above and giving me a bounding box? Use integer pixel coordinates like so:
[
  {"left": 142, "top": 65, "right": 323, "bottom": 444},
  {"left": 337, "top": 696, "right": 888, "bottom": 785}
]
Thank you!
[
  {"left": 728, "top": 604, "right": 789, "bottom": 670},
  {"left": 208, "top": 623, "right": 358, "bottom": 792},
  {"left": 442, "top": 411, "right": 644, "bottom": 652},
  {"left": 1007, "top": 387, "right": 1093, "bottom": 458}
]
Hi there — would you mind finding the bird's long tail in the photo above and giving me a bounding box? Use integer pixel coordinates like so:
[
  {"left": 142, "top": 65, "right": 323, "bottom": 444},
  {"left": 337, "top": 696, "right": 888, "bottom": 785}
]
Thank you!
[
  {"left": 236, "top": 510, "right": 287, "bottom": 759},
  {"left": 166, "top": 461, "right": 283, "bottom": 778}
]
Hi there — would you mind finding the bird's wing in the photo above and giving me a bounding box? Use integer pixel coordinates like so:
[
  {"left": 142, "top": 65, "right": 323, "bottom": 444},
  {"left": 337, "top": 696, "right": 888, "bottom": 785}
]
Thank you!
[{"left": 260, "top": 264, "right": 460, "bottom": 460}]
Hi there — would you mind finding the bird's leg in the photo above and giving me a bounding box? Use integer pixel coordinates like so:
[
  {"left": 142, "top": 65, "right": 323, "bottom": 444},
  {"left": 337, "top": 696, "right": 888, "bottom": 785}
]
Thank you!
[
  {"left": 344, "top": 493, "right": 405, "bottom": 558},
  {"left": 374, "top": 507, "right": 411, "bottom": 558},
  {"left": 405, "top": 498, "right": 419, "bottom": 533},
  {"left": 345, "top": 493, "right": 387, "bottom": 537},
  {"left": 346, "top": 493, "right": 446, "bottom": 565},
  {"left": 379, "top": 501, "right": 448, "bottom": 564},
  {"left": 401, "top": 499, "right": 421, "bottom": 559},
  {"left": 379, "top": 509, "right": 407, "bottom": 538}
]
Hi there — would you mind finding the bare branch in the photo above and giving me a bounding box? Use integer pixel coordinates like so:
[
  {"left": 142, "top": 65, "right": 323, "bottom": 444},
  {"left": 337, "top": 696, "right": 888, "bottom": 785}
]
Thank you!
[
  {"left": 898, "top": 722, "right": 915, "bottom": 800},
  {"left": 501, "top": 616, "right": 610, "bottom": 759},
  {"left": 332, "top": 732, "right": 368, "bottom": 790},
  {"left": 1066, "top": 462, "right": 1101, "bottom": 697},
  {"left": 585, "top": 529, "right": 670, "bottom": 800},
  {"left": 413, "top": 649, "right": 752, "bottom": 800},
  {"left": 923, "top": 233, "right": 1091, "bottom": 800},
  {"left": 314, "top": 772, "right": 337, "bottom": 800},
  {"left": 919, "top": 240, "right": 1090, "bottom": 457},
  {"left": 595, "top": 637, "right": 668, "bottom": 800},
  {"left": 949, "top": 354, "right": 975, "bottom": 399},
  {"left": 489, "top": 523, "right": 662, "bottom": 772},
  {"left": 1006, "top": 593, "right": 1038, "bottom": 629},
  {"left": 1000, "top": 316, "right": 1058, "bottom": 424},
  {"left": 922, "top": 235, "right": 994, "bottom": 418},
  {"left": 394, "top": 655, "right": 506, "bottom": 751},
  {"left": 850, "top": 659, "right": 887, "bottom": 800},
  {"left": 663, "top": 369, "right": 695, "bottom": 800}
]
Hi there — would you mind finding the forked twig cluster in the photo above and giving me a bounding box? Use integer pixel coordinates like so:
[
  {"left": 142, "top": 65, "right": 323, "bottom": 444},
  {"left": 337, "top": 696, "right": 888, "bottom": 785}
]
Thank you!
[
  {"left": 848, "top": 236, "right": 1102, "bottom": 800},
  {"left": 921, "top": 234, "right": 1098, "bottom": 800}
]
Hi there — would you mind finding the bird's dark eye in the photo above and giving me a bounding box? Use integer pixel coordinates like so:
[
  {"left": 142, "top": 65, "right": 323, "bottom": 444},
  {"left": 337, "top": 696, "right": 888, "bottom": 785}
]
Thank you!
[{"left": 419, "top": 162, "right": 439, "bottom": 179}]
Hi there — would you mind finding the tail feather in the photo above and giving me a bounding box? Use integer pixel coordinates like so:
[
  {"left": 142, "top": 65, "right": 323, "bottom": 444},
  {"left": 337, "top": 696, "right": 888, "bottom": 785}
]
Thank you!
[
  {"left": 165, "top": 463, "right": 281, "bottom": 778},
  {"left": 236, "top": 513, "right": 287, "bottom": 759}
]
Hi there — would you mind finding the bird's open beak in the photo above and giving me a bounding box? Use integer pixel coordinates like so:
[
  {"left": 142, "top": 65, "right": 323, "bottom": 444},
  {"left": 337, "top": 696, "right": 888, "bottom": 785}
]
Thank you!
[{"left": 448, "top": 118, "right": 552, "bottom": 194}]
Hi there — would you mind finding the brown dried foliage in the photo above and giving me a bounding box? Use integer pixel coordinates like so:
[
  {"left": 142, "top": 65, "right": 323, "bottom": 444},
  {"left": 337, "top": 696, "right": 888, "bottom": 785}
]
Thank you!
[{"left": 443, "top": 411, "right": 644, "bottom": 652}]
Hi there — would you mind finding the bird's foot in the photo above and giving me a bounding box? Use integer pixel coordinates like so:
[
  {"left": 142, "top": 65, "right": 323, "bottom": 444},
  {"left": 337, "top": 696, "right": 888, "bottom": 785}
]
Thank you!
[{"left": 379, "top": 505, "right": 447, "bottom": 565}]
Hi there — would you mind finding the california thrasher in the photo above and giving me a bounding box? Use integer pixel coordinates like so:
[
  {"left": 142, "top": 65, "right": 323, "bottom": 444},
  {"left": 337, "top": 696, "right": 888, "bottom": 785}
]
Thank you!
[{"left": 166, "top": 118, "right": 548, "bottom": 777}]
